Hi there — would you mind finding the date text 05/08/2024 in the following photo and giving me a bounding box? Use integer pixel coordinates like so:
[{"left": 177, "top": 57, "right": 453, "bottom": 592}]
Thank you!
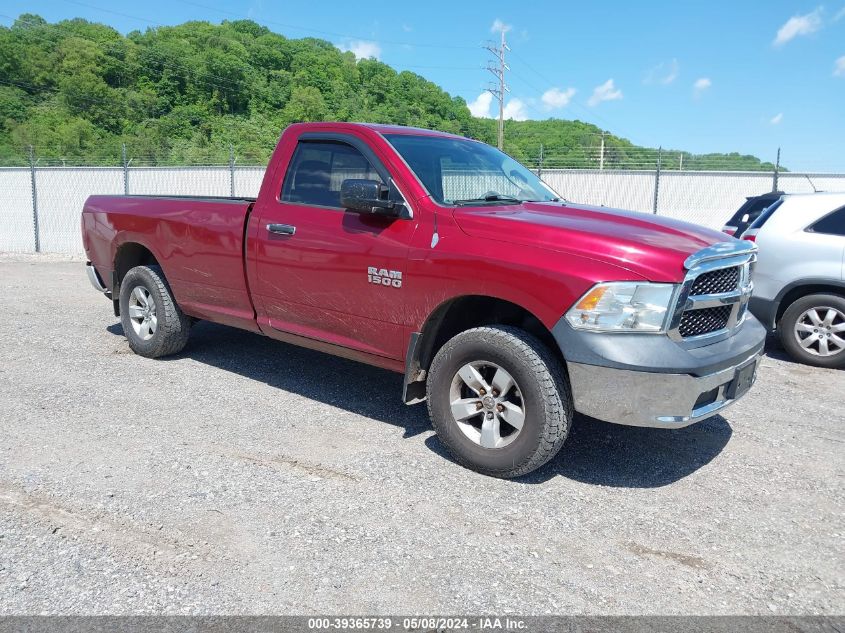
[{"left": 307, "top": 616, "right": 528, "bottom": 630}]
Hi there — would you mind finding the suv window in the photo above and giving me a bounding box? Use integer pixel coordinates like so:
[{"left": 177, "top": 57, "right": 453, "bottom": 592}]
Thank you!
[
  {"left": 282, "top": 140, "right": 383, "bottom": 208},
  {"left": 808, "top": 206, "right": 845, "bottom": 236},
  {"left": 745, "top": 198, "right": 784, "bottom": 233},
  {"left": 727, "top": 195, "right": 779, "bottom": 234}
]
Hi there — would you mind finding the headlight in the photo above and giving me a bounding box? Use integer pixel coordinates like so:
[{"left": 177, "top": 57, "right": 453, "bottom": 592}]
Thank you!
[{"left": 565, "top": 282, "right": 677, "bottom": 333}]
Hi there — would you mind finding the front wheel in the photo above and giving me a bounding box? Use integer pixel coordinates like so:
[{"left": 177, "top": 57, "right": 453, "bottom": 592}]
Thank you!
[
  {"left": 779, "top": 294, "right": 845, "bottom": 369},
  {"left": 119, "top": 265, "right": 191, "bottom": 358},
  {"left": 426, "top": 325, "right": 572, "bottom": 478}
]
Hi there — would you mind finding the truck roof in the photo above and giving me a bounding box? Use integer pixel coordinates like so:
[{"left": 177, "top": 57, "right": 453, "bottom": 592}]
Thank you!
[{"left": 292, "top": 121, "right": 466, "bottom": 139}]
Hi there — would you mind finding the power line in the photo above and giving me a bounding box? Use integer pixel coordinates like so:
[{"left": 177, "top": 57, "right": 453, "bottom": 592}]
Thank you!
[
  {"left": 0, "top": 77, "right": 133, "bottom": 110},
  {"left": 2, "top": 14, "right": 252, "bottom": 97},
  {"left": 4, "top": 12, "right": 483, "bottom": 103},
  {"left": 173, "top": 0, "right": 480, "bottom": 49},
  {"left": 57, "top": 0, "right": 480, "bottom": 50},
  {"left": 2, "top": 14, "right": 479, "bottom": 117},
  {"left": 507, "top": 49, "right": 639, "bottom": 144}
]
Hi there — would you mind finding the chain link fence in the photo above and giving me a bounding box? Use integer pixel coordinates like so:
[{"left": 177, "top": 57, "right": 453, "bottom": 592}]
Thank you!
[{"left": 2, "top": 148, "right": 844, "bottom": 254}]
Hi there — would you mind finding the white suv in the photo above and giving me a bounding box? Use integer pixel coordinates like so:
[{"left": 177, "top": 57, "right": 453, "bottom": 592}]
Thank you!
[{"left": 743, "top": 192, "right": 845, "bottom": 368}]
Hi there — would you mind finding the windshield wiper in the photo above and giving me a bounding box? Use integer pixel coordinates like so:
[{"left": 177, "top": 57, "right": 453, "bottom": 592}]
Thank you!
[{"left": 453, "top": 194, "right": 523, "bottom": 206}]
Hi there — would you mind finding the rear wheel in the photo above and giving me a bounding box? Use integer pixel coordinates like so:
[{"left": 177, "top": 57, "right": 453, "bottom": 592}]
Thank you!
[
  {"left": 119, "top": 265, "right": 191, "bottom": 358},
  {"left": 779, "top": 293, "right": 845, "bottom": 369},
  {"left": 426, "top": 325, "right": 572, "bottom": 478}
]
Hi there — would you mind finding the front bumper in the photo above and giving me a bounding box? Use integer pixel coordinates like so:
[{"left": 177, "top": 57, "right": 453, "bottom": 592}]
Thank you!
[
  {"left": 554, "top": 316, "right": 766, "bottom": 429},
  {"left": 568, "top": 354, "right": 762, "bottom": 428}
]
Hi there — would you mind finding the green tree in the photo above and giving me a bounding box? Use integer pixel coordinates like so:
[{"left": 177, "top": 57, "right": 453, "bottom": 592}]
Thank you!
[{"left": 0, "top": 13, "right": 781, "bottom": 171}]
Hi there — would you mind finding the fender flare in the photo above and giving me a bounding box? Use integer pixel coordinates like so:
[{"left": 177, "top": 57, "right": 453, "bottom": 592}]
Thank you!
[
  {"left": 401, "top": 294, "right": 553, "bottom": 404},
  {"left": 766, "top": 277, "right": 845, "bottom": 329}
]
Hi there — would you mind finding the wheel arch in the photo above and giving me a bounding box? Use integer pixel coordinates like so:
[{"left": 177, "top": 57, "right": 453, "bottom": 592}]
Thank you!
[
  {"left": 111, "top": 241, "right": 163, "bottom": 316},
  {"left": 774, "top": 279, "right": 845, "bottom": 327},
  {"left": 403, "top": 294, "right": 563, "bottom": 404}
]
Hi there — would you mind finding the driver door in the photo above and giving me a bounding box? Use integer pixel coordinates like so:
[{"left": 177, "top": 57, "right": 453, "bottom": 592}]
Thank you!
[{"left": 251, "top": 136, "right": 418, "bottom": 361}]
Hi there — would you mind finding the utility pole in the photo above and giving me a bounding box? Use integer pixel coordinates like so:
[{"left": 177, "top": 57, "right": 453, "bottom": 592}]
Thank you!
[
  {"left": 599, "top": 131, "right": 606, "bottom": 170},
  {"left": 484, "top": 29, "right": 510, "bottom": 150},
  {"left": 773, "top": 147, "right": 780, "bottom": 192}
]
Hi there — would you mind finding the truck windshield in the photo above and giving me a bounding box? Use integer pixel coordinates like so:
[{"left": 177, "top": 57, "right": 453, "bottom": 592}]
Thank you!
[{"left": 384, "top": 134, "right": 560, "bottom": 206}]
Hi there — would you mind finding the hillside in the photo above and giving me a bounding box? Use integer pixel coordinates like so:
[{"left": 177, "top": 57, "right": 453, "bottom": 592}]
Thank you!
[{"left": 0, "top": 14, "right": 778, "bottom": 171}]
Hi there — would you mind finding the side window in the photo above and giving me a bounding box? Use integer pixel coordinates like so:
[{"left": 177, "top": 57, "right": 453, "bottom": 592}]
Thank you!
[
  {"left": 281, "top": 140, "right": 384, "bottom": 208},
  {"left": 808, "top": 206, "right": 845, "bottom": 236},
  {"left": 747, "top": 198, "right": 783, "bottom": 231},
  {"left": 745, "top": 198, "right": 775, "bottom": 224}
]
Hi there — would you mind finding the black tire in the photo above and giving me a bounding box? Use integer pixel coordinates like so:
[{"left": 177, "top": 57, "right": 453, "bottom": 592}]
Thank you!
[
  {"left": 119, "top": 265, "right": 191, "bottom": 358},
  {"left": 426, "top": 325, "right": 572, "bottom": 478},
  {"left": 778, "top": 293, "right": 845, "bottom": 369}
]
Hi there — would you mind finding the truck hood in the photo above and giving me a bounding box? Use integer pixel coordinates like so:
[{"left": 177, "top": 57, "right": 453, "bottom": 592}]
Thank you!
[{"left": 452, "top": 201, "right": 733, "bottom": 282}]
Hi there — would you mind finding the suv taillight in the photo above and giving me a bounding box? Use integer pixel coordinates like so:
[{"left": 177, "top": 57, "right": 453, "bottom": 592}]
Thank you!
[{"left": 741, "top": 228, "right": 758, "bottom": 243}]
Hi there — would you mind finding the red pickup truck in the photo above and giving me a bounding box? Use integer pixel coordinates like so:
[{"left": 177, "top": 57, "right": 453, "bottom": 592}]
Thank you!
[{"left": 82, "top": 122, "right": 765, "bottom": 478}]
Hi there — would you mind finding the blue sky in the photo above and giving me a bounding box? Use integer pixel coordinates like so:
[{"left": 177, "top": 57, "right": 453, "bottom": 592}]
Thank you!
[{"left": 3, "top": 0, "right": 844, "bottom": 170}]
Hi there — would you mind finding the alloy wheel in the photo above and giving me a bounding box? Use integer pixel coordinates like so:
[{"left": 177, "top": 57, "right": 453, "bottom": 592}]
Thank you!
[
  {"left": 449, "top": 361, "right": 526, "bottom": 449},
  {"left": 127, "top": 286, "right": 157, "bottom": 341},
  {"left": 793, "top": 306, "right": 845, "bottom": 357}
]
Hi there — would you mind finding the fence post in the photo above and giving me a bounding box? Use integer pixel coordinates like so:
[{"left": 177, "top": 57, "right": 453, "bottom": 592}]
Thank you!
[
  {"left": 599, "top": 131, "right": 605, "bottom": 170},
  {"left": 537, "top": 144, "right": 543, "bottom": 179},
  {"left": 652, "top": 146, "right": 662, "bottom": 215},
  {"left": 229, "top": 144, "right": 235, "bottom": 197},
  {"left": 28, "top": 145, "right": 40, "bottom": 253},
  {"left": 772, "top": 147, "right": 780, "bottom": 192},
  {"left": 122, "top": 143, "right": 129, "bottom": 195}
]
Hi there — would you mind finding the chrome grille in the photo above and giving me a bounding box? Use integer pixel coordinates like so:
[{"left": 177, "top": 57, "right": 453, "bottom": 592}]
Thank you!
[
  {"left": 689, "top": 266, "right": 740, "bottom": 296},
  {"left": 679, "top": 305, "right": 732, "bottom": 337},
  {"left": 667, "top": 242, "right": 757, "bottom": 344}
]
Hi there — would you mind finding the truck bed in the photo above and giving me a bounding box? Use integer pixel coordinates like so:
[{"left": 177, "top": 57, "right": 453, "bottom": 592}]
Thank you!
[
  {"left": 82, "top": 194, "right": 259, "bottom": 333},
  {"left": 116, "top": 194, "right": 257, "bottom": 203}
]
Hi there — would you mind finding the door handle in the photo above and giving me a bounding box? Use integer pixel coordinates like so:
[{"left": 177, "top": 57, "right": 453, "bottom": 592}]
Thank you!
[{"left": 267, "top": 223, "right": 296, "bottom": 236}]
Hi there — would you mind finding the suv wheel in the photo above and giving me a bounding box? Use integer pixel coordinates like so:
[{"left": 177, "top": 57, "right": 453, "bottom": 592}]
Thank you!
[
  {"left": 426, "top": 325, "right": 572, "bottom": 478},
  {"left": 119, "top": 265, "right": 191, "bottom": 358},
  {"left": 779, "top": 293, "right": 845, "bottom": 369}
]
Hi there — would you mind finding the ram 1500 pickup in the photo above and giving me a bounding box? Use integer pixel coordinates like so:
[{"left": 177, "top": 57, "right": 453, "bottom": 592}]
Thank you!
[{"left": 82, "top": 122, "right": 766, "bottom": 478}]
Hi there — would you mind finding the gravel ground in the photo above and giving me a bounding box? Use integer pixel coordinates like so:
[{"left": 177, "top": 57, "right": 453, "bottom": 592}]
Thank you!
[{"left": 0, "top": 256, "right": 842, "bottom": 615}]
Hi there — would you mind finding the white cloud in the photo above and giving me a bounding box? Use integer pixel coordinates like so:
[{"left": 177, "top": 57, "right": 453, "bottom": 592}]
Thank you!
[
  {"left": 467, "top": 93, "right": 529, "bottom": 120},
  {"left": 835, "top": 56, "right": 845, "bottom": 76},
  {"left": 401, "top": 23, "right": 413, "bottom": 32},
  {"left": 587, "top": 79, "right": 622, "bottom": 107},
  {"left": 467, "top": 92, "right": 493, "bottom": 117},
  {"left": 337, "top": 40, "right": 381, "bottom": 60},
  {"left": 770, "top": 112, "right": 784, "bottom": 125},
  {"left": 491, "top": 18, "right": 512, "bottom": 34},
  {"left": 541, "top": 87, "right": 576, "bottom": 110},
  {"left": 503, "top": 98, "right": 528, "bottom": 120},
  {"left": 644, "top": 59, "right": 679, "bottom": 85},
  {"left": 773, "top": 7, "right": 823, "bottom": 46},
  {"left": 836, "top": 6, "right": 845, "bottom": 20},
  {"left": 693, "top": 77, "right": 712, "bottom": 97}
]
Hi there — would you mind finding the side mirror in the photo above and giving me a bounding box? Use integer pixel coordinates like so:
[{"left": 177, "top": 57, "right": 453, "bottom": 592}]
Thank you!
[{"left": 340, "top": 179, "right": 403, "bottom": 217}]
